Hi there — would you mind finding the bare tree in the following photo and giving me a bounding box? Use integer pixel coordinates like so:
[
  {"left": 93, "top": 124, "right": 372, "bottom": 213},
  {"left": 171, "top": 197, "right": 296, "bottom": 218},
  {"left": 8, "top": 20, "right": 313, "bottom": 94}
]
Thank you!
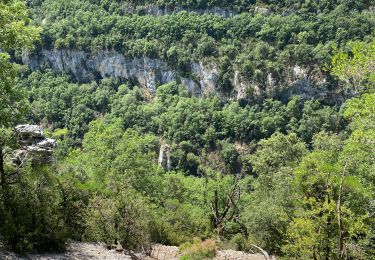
[{"left": 210, "top": 175, "right": 240, "bottom": 238}]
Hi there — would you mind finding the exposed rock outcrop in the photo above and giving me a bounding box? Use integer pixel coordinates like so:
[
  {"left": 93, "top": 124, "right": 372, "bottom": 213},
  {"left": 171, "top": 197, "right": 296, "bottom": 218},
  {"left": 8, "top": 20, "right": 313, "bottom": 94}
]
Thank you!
[
  {"left": 23, "top": 49, "right": 347, "bottom": 103},
  {"left": 120, "top": 3, "right": 237, "bottom": 17},
  {"left": 23, "top": 49, "right": 208, "bottom": 95},
  {"left": 158, "top": 144, "right": 172, "bottom": 171},
  {"left": 254, "top": 6, "right": 271, "bottom": 15},
  {"left": 363, "top": 6, "right": 375, "bottom": 14},
  {"left": 12, "top": 125, "right": 56, "bottom": 165}
]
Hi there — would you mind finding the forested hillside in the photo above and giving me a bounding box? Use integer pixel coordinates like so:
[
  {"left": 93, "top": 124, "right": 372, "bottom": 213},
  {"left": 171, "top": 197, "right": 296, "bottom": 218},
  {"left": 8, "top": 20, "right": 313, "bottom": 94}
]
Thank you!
[
  {"left": 1, "top": 0, "right": 374, "bottom": 259},
  {"left": 23, "top": 0, "right": 374, "bottom": 100}
]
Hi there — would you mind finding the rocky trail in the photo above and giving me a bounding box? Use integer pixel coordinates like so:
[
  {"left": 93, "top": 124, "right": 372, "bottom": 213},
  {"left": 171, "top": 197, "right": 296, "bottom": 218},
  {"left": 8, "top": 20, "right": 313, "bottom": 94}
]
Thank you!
[{"left": 0, "top": 242, "right": 268, "bottom": 260}]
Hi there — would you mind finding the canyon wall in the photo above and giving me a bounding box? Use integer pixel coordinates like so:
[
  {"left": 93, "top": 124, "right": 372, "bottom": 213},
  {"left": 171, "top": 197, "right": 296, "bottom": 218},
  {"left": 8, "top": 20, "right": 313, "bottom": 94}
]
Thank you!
[{"left": 23, "top": 49, "right": 345, "bottom": 103}]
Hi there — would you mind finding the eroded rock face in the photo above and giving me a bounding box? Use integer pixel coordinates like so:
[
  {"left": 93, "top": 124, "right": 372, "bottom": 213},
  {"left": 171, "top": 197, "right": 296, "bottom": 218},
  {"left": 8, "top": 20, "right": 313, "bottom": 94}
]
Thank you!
[
  {"left": 23, "top": 49, "right": 347, "bottom": 103},
  {"left": 363, "top": 6, "right": 375, "bottom": 14},
  {"left": 12, "top": 125, "right": 56, "bottom": 165},
  {"left": 254, "top": 6, "right": 271, "bottom": 15},
  {"left": 120, "top": 3, "right": 237, "bottom": 17},
  {"left": 25, "top": 50, "right": 224, "bottom": 97},
  {"left": 158, "top": 144, "right": 172, "bottom": 171},
  {"left": 191, "top": 61, "right": 218, "bottom": 96},
  {"left": 24, "top": 50, "right": 176, "bottom": 93},
  {"left": 233, "top": 64, "right": 337, "bottom": 102},
  {"left": 15, "top": 125, "right": 43, "bottom": 140},
  {"left": 180, "top": 77, "right": 202, "bottom": 96}
]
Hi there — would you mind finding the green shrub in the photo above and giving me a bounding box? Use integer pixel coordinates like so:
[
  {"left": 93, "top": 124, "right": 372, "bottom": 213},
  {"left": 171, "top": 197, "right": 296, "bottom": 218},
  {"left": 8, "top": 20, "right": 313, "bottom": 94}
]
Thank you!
[{"left": 0, "top": 167, "right": 68, "bottom": 253}]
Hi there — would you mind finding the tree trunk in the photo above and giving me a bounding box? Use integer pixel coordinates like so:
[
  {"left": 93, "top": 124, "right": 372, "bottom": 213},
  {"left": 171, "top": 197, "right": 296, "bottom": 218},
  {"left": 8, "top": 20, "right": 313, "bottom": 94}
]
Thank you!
[
  {"left": 251, "top": 245, "right": 270, "bottom": 260},
  {"left": 0, "top": 147, "right": 5, "bottom": 187},
  {"left": 337, "top": 172, "right": 345, "bottom": 260},
  {"left": 0, "top": 147, "right": 9, "bottom": 209},
  {"left": 216, "top": 223, "right": 223, "bottom": 240},
  {"left": 325, "top": 194, "right": 331, "bottom": 260},
  {"left": 0, "top": 147, "right": 6, "bottom": 190}
]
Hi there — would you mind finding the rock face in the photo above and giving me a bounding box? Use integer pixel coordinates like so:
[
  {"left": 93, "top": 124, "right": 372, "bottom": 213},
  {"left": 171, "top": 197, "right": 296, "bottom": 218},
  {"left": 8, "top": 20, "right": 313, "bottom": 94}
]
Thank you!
[
  {"left": 120, "top": 4, "right": 237, "bottom": 17},
  {"left": 12, "top": 125, "right": 56, "bottom": 165},
  {"left": 254, "top": 6, "right": 271, "bottom": 15},
  {"left": 23, "top": 49, "right": 208, "bottom": 95},
  {"left": 23, "top": 49, "right": 347, "bottom": 103},
  {"left": 158, "top": 144, "right": 172, "bottom": 171},
  {"left": 363, "top": 6, "right": 375, "bottom": 14}
]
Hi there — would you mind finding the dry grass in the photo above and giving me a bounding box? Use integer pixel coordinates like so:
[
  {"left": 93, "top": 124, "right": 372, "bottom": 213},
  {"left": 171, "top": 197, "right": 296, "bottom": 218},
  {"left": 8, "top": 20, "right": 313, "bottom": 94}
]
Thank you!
[{"left": 180, "top": 238, "right": 217, "bottom": 260}]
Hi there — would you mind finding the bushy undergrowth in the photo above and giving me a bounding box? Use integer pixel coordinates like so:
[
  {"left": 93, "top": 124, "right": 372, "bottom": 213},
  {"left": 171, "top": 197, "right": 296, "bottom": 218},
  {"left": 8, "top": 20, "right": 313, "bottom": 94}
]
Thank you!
[{"left": 180, "top": 238, "right": 217, "bottom": 260}]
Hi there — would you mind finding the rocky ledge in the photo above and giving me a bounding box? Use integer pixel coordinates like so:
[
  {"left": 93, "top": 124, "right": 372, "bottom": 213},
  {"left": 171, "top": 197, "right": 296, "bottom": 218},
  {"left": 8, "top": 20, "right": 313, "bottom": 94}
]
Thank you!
[{"left": 11, "top": 125, "right": 56, "bottom": 165}]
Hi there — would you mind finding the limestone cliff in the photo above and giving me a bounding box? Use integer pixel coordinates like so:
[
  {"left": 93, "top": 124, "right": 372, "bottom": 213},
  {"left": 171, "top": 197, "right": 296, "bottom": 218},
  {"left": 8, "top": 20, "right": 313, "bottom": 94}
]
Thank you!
[
  {"left": 23, "top": 49, "right": 213, "bottom": 96},
  {"left": 158, "top": 144, "right": 172, "bottom": 171},
  {"left": 23, "top": 49, "right": 346, "bottom": 103},
  {"left": 121, "top": 4, "right": 238, "bottom": 17}
]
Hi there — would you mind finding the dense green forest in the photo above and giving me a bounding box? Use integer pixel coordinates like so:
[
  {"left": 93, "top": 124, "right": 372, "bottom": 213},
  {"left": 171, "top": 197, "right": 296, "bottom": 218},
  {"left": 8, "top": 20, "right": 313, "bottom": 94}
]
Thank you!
[
  {"left": 26, "top": 0, "right": 374, "bottom": 93},
  {"left": 1, "top": 0, "right": 374, "bottom": 259}
]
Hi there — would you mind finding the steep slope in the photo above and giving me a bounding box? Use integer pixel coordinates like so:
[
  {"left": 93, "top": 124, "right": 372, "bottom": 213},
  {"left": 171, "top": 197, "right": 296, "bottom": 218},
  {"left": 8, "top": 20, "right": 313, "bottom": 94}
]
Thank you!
[{"left": 23, "top": 0, "right": 374, "bottom": 102}]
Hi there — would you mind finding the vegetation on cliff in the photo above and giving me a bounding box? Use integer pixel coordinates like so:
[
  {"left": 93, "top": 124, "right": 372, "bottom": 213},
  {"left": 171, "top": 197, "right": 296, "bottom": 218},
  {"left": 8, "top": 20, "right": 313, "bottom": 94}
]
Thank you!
[{"left": 26, "top": 0, "right": 374, "bottom": 95}]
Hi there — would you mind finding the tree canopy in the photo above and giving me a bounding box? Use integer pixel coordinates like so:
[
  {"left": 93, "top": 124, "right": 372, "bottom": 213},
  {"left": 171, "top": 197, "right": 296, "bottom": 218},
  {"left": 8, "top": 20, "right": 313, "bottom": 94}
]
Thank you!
[{"left": 0, "top": 1, "right": 374, "bottom": 258}]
